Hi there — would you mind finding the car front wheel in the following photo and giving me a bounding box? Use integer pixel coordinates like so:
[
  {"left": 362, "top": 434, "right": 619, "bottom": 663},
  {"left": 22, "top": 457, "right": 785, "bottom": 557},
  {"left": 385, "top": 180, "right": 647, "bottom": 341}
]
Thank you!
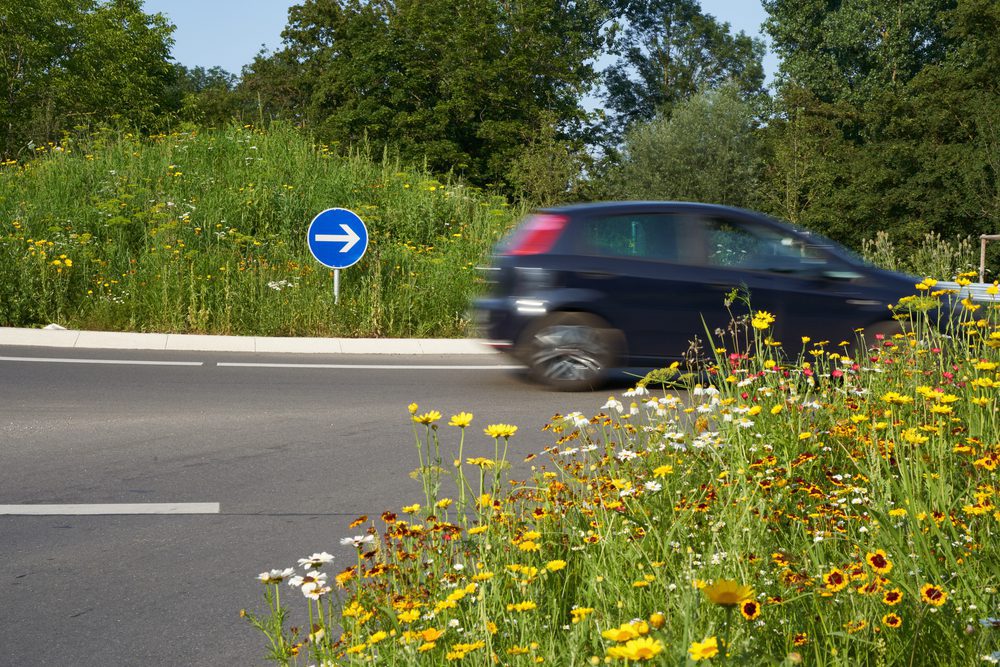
[{"left": 521, "top": 312, "right": 621, "bottom": 391}]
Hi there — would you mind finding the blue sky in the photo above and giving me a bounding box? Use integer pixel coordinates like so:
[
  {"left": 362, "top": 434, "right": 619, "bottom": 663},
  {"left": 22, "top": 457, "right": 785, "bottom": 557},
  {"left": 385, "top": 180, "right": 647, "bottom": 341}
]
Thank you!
[{"left": 143, "top": 0, "right": 778, "bottom": 82}]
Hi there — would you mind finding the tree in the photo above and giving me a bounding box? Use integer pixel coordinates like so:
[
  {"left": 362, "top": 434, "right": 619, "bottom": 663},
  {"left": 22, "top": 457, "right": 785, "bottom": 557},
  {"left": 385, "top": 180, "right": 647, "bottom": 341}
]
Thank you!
[
  {"left": 606, "top": 83, "right": 763, "bottom": 208},
  {"left": 602, "top": 0, "right": 765, "bottom": 130},
  {"left": 167, "top": 65, "right": 241, "bottom": 126},
  {"left": 0, "top": 0, "right": 174, "bottom": 157},
  {"left": 241, "top": 0, "right": 608, "bottom": 188},
  {"left": 761, "top": 0, "right": 999, "bottom": 252},
  {"left": 762, "top": 0, "right": 954, "bottom": 105}
]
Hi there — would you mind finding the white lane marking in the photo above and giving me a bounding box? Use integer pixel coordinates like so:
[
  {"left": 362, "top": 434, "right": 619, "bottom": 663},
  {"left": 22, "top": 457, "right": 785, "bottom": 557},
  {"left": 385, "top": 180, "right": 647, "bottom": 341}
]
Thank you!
[
  {"left": 218, "top": 362, "right": 521, "bottom": 370},
  {"left": 0, "top": 503, "right": 220, "bottom": 515},
  {"left": 0, "top": 356, "right": 203, "bottom": 366}
]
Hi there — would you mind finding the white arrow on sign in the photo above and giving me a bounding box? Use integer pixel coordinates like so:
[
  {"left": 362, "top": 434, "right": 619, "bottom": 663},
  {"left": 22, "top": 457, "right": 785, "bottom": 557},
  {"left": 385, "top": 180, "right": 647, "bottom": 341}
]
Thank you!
[{"left": 314, "top": 224, "right": 361, "bottom": 253}]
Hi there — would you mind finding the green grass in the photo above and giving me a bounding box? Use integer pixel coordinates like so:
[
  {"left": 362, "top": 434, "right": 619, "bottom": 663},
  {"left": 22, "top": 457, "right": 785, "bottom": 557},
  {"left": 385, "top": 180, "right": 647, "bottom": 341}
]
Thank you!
[{"left": 0, "top": 124, "right": 521, "bottom": 336}]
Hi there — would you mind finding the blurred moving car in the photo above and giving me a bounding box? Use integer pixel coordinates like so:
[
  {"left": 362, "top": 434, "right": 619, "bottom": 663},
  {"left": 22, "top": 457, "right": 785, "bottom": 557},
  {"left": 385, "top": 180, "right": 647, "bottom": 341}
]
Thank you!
[{"left": 473, "top": 201, "right": 918, "bottom": 390}]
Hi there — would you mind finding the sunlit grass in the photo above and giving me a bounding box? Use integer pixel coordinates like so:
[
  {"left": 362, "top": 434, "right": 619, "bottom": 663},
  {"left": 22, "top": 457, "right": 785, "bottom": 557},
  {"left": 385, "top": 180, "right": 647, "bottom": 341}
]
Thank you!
[{"left": 0, "top": 124, "right": 521, "bottom": 336}]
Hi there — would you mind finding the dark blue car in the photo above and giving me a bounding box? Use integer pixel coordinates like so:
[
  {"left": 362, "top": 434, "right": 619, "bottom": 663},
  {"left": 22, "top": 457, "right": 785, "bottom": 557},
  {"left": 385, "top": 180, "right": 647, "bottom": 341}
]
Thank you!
[{"left": 473, "top": 201, "right": 918, "bottom": 390}]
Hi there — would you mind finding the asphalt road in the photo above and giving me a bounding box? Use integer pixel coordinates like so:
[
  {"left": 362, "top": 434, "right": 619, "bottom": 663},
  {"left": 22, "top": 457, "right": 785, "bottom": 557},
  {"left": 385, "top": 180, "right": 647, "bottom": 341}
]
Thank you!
[{"left": 0, "top": 346, "right": 632, "bottom": 666}]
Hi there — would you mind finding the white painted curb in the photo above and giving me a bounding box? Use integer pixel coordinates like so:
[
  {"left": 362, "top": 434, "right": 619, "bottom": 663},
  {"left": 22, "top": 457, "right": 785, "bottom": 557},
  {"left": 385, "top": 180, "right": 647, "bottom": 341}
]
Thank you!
[{"left": 0, "top": 327, "right": 496, "bottom": 355}]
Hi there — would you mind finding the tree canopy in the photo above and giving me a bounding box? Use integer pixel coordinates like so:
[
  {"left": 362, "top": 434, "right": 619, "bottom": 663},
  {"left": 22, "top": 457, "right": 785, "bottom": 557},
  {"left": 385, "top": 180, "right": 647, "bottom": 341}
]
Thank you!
[
  {"left": 761, "top": 0, "right": 999, "bottom": 247},
  {"left": 0, "top": 0, "right": 175, "bottom": 157},
  {"left": 602, "top": 0, "right": 766, "bottom": 130},
  {"left": 243, "top": 0, "right": 608, "bottom": 188}
]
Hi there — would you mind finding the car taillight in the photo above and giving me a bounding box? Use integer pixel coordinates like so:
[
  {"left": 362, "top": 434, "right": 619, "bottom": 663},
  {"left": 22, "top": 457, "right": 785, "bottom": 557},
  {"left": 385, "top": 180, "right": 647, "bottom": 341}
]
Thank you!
[{"left": 503, "top": 214, "right": 569, "bottom": 256}]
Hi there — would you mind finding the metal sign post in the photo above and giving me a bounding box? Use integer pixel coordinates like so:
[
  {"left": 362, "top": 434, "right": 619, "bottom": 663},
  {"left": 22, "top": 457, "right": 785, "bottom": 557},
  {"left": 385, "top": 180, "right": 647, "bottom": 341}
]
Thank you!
[{"left": 306, "top": 208, "right": 369, "bottom": 306}]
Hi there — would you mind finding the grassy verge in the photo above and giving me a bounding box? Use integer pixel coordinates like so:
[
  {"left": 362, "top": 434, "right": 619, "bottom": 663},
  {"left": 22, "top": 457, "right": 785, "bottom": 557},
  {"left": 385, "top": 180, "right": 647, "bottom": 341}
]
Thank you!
[
  {"left": 0, "top": 124, "right": 520, "bottom": 337},
  {"left": 246, "top": 286, "right": 1000, "bottom": 665}
]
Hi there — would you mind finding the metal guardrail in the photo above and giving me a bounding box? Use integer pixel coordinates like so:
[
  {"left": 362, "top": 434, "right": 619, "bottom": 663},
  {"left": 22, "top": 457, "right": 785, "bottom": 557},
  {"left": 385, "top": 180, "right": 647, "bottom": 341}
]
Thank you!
[{"left": 937, "top": 281, "right": 999, "bottom": 302}]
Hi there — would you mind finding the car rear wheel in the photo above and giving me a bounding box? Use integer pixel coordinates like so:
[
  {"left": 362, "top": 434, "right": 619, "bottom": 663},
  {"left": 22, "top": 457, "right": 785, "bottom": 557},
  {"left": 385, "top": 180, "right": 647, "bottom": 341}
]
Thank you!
[{"left": 521, "top": 312, "right": 621, "bottom": 391}]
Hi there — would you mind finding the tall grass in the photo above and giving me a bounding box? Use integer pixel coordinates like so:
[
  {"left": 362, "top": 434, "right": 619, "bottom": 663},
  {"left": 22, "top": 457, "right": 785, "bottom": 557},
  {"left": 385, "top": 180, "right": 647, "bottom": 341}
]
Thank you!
[
  {"left": 0, "top": 124, "right": 521, "bottom": 336},
  {"left": 246, "top": 287, "right": 1000, "bottom": 665},
  {"left": 861, "top": 231, "right": 981, "bottom": 281}
]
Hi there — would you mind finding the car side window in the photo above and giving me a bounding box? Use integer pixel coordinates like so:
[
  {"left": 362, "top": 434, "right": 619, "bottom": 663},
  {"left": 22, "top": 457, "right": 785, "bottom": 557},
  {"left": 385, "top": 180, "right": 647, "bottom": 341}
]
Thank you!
[
  {"left": 576, "top": 214, "right": 684, "bottom": 261},
  {"left": 702, "top": 217, "right": 826, "bottom": 271}
]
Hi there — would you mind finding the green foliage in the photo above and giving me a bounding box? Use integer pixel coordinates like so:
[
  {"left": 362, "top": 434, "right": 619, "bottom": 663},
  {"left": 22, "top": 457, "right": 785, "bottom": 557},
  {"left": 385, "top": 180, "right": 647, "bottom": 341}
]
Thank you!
[
  {"left": 761, "top": 0, "right": 1000, "bottom": 252},
  {"left": 0, "top": 0, "right": 175, "bottom": 158},
  {"left": 0, "top": 124, "right": 520, "bottom": 336},
  {"left": 167, "top": 65, "right": 242, "bottom": 127},
  {"left": 241, "top": 0, "right": 608, "bottom": 190},
  {"left": 602, "top": 0, "right": 765, "bottom": 130},
  {"left": 603, "top": 84, "right": 763, "bottom": 208}
]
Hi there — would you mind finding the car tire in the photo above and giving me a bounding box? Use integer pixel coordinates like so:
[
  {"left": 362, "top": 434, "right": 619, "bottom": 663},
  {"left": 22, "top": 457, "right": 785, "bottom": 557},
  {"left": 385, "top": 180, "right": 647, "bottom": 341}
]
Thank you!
[{"left": 520, "top": 312, "right": 621, "bottom": 391}]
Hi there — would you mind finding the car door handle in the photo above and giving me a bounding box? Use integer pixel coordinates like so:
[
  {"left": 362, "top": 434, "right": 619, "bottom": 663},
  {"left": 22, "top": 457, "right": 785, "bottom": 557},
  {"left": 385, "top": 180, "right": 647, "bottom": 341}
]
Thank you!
[{"left": 577, "top": 270, "right": 615, "bottom": 279}]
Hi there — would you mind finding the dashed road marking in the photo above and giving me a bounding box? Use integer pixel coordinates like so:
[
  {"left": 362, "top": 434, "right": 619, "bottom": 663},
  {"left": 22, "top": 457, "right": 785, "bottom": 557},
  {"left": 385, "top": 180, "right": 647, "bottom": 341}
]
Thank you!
[
  {"left": 0, "top": 356, "right": 203, "bottom": 367},
  {"left": 0, "top": 503, "right": 220, "bottom": 515}
]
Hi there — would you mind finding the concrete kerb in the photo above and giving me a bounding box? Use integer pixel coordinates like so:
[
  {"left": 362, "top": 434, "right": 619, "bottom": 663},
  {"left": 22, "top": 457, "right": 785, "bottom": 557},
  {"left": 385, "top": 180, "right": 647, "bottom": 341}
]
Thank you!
[{"left": 0, "top": 327, "right": 495, "bottom": 355}]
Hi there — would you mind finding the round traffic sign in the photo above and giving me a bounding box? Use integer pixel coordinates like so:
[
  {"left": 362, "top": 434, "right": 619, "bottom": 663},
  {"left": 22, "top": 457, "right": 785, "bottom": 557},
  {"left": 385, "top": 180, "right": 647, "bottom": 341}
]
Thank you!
[{"left": 306, "top": 208, "right": 369, "bottom": 269}]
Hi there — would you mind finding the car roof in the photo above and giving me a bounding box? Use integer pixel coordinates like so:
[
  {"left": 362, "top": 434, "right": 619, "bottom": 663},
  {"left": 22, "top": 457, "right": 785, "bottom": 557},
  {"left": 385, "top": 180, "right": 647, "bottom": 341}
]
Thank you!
[{"left": 538, "top": 201, "right": 755, "bottom": 217}]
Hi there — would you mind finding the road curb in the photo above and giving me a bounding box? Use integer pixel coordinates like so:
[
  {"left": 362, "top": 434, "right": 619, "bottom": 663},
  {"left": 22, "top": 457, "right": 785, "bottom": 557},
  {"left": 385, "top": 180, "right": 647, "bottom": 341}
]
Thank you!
[{"left": 0, "top": 327, "right": 496, "bottom": 355}]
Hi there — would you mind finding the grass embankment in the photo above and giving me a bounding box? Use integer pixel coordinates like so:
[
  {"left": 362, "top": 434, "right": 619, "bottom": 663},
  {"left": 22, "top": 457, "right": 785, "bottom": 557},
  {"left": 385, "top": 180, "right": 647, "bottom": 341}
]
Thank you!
[
  {"left": 0, "top": 125, "right": 520, "bottom": 336},
  {"left": 248, "top": 294, "right": 1000, "bottom": 665}
]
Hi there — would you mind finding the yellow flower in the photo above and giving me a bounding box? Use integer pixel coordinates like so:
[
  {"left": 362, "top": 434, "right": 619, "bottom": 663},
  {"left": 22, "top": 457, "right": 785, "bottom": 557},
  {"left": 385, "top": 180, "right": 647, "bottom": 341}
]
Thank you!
[
  {"left": 751, "top": 310, "right": 776, "bottom": 330},
  {"left": 823, "top": 568, "right": 848, "bottom": 592},
  {"left": 602, "top": 623, "right": 642, "bottom": 642},
  {"left": 398, "top": 609, "right": 420, "bottom": 623},
  {"left": 798, "top": 431, "right": 812, "bottom": 440},
  {"left": 771, "top": 404, "right": 784, "bottom": 415},
  {"left": 546, "top": 559, "right": 567, "bottom": 572},
  {"left": 408, "top": 402, "right": 418, "bottom": 414},
  {"left": 436, "top": 498, "right": 453, "bottom": 509},
  {"left": 506, "top": 600, "right": 537, "bottom": 612},
  {"left": 448, "top": 411, "right": 473, "bottom": 427},
  {"left": 653, "top": 465, "right": 674, "bottom": 477},
  {"left": 865, "top": 549, "right": 893, "bottom": 575},
  {"left": 402, "top": 503, "right": 421, "bottom": 514},
  {"left": 484, "top": 423, "right": 518, "bottom": 438},
  {"left": 703, "top": 580, "right": 754, "bottom": 607},
  {"left": 920, "top": 584, "right": 948, "bottom": 606},
  {"left": 688, "top": 636, "right": 719, "bottom": 661},
  {"left": 648, "top": 612, "right": 666, "bottom": 629},
  {"left": 607, "top": 636, "right": 664, "bottom": 661},
  {"left": 413, "top": 410, "right": 441, "bottom": 425},
  {"left": 571, "top": 607, "right": 595, "bottom": 623}
]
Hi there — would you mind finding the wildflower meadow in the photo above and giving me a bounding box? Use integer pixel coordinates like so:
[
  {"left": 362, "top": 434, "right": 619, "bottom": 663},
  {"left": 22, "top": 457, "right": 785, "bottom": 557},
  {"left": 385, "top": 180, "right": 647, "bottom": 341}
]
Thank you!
[{"left": 247, "top": 282, "right": 1000, "bottom": 665}]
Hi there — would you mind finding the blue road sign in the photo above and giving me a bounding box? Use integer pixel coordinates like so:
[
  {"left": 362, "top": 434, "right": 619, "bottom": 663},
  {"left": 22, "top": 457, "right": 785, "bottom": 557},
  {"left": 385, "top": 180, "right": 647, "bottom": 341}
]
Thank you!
[{"left": 307, "top": 208, "right": 369, "bottom": 269}]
